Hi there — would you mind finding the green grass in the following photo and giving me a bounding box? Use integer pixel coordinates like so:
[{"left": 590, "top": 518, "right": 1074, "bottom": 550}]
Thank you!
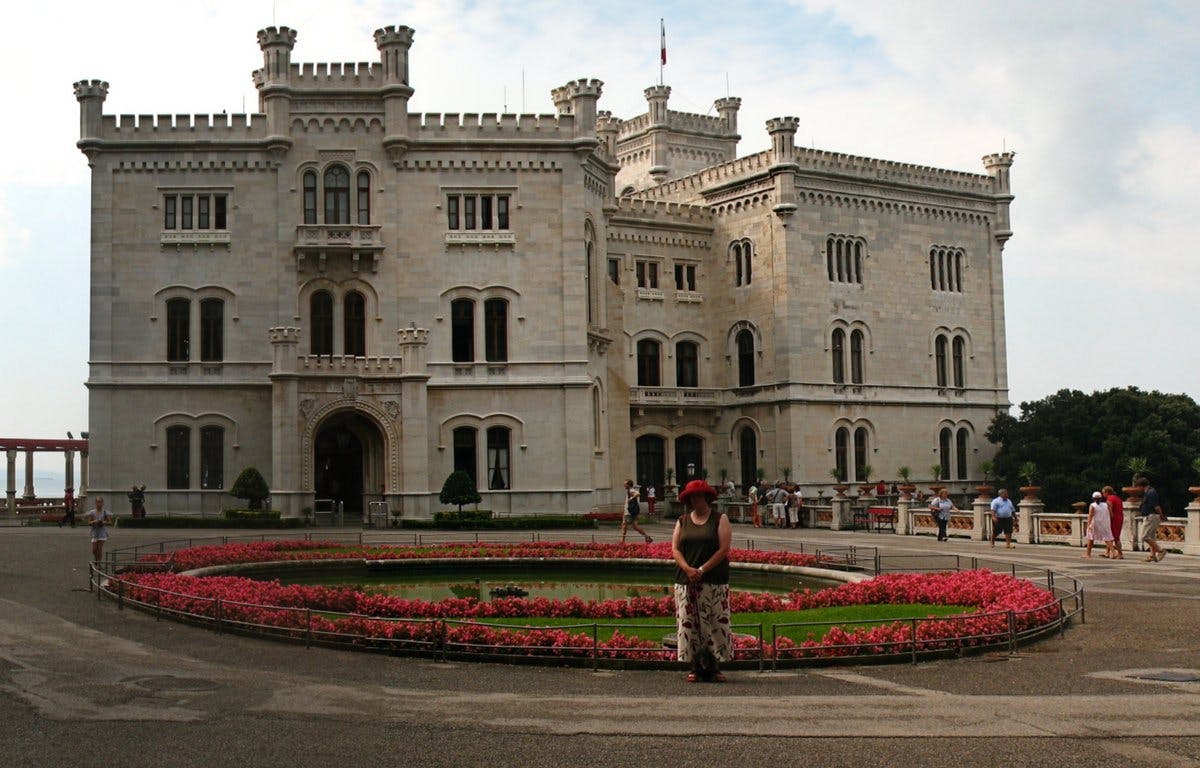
[{"left": 464, "top": 603, "right": 972, "bottom": 644}]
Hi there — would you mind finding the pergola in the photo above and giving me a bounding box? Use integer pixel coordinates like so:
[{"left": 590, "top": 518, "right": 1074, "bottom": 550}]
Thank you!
[{"left": 1, "top": 437, "right": 89, "bottom": 516}]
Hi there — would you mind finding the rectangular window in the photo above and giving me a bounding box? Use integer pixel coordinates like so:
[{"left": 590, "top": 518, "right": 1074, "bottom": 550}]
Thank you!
[
  {"left": 451, "top": 300, "right": 474, "bottom": 362},
  {"left": 164, "top": 195, "right": 177, "bottom": 230},
  {"left": 484, "top": 299, "right": 507, "bottom": 363},
  {"left": 181, "top": 196, "right": 193, "bottom": 230},
  {"left": 453, "top": 427, "right": 478, "bottom": 487},
  {"left": 607, "top": 258, "right": 620, "bottom": 285},
  {"left": 197, "top": 195, "right": 210, "bottom": 230},
  {"left": 214, "top": 195, "right": 227, "bottom": 230},
  {"left": 637, "top": 261, "right": 659, "bottom": 289},
  {"left": 686, "top": 265, "right": 696, "bottom": 291},
  {"left": 674, "top": 264, "right": 684, "bottom": 291},
  {"left": 166, "top": 426, "right": 190, "bottom": 489},
  {"left": 464, "top": 196, "right": 476, "bottom": 230},
  {"left": 447, "top": 195, "right": 460, "bottom": 230},
  {"left": 636, "top": 261, "right": 646, "bottom": 288},
  {"left": 673, "top": 264, "right": 696, "bottom": 292},
  {"left": 200, "top": 426, "right": 224, "bottom": 490},
  {"left": 497, "top": 195, "right": 510, "bottom": 229},
  {"left": 199, "top": 299, "right": 223, "bottom": 362},
  {"left": 480, "top": 196, "right": 493, "bottom": 230}
]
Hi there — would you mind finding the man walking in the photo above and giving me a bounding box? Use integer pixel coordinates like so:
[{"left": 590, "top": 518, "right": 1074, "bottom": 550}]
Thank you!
[
  {"left": 1138, "top": 478, "right": 1165, "bottom": 562},
  {"left": 769, "top": 484, "right": 787, "bottom": 529},
  {"left": 990, "top": 488, "right": 1015, "bottom": 548}
]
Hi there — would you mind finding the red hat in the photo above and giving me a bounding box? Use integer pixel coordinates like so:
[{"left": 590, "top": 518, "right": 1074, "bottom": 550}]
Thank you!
[{"left": 677, "top": 479, "right": 717, "bottom": 505}]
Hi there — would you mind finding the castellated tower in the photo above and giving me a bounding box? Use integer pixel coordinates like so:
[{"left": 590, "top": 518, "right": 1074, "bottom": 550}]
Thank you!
[
  {"left": 255, "top": 26, "right": 297, "bottom": 144},
  {"left": 375, "top": 25, "right": 416, "bottom": 155},
  {"left": 983, "top": 152, "right": 1016, "bottom": 246}
]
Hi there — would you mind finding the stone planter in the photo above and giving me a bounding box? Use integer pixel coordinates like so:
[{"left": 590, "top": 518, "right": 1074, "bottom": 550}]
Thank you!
[
  {"left": 832, "top": 484, "right": 849, "bottom": 498},
  {"left": 1020, "top": 485, "right": 1041, "bottom": 501},
  {"left": 859, "top": 485, "right": 875, "bottom": 497},
  {"left": 1189, "top": 486, "right": 1200, "bottom": 502},
  {"left": 929, "top": 484, "right": 946, "bottom": 496},
  {"left": 899, "top": 483, "right": 916, "bottom": 499},
  {"left": 974, "top": 485, "right": 994, "bottom": 501}
]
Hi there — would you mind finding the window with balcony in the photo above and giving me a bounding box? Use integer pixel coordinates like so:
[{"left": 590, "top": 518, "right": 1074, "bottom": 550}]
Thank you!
[
  {"left": 674, "top": 263, "right": 697, "bottom": 292},
  {"left": 637, "top": 339, "right": 661, "bottom": 386},
  {"left": 445, "top": 193, "right": 512, "bottom": 231},
  {"left": 344, "top": 291, "right": 366, "bottom": 357},
  {"left": 356, "top": 171, "right": 371, "bottom": 226},
  {"left": 635, "top": 260, "right": 659, "bottom": 289},
  {"left": 310, "top": 291, "right": 334, "bottom": 356},
  {"left": 163, "top": 193, "right": 229, "bottom": 231},
  {"left": 303, "top": 171, "right": 317, "bottom": 224},
  {"left": 676, "top": 341, "right": 699, "bottom": 388}
]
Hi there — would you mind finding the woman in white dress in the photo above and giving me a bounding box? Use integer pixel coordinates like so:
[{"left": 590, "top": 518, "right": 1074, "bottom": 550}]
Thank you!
[{"left": 1084, "top": 491, "right": 1115, "bottom": 558}]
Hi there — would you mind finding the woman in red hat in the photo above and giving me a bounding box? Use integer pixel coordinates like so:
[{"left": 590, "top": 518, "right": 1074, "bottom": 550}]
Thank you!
[{"left": 671, "top": 479, "right": 732, "bottom": 682}]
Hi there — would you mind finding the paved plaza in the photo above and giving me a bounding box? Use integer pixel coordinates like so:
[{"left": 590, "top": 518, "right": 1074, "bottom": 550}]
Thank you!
[{"left": 2, "top": 523, "right": 1199, "bottom": 767}]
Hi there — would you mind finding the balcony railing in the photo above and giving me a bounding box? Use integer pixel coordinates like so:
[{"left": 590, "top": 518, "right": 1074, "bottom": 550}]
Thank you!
[
  {"left": 629, "top": 386, "right": 721, "bottom": 406},
  {"left": 294, "top": 224, "right": 384, "bottom": 272}
]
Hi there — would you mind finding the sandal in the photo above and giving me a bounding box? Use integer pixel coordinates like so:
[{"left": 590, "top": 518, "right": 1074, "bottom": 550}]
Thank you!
[
  {"left": 712, "top": 672, "right": 727, "bottom": 683},
  {"left": 644, "top": 536, "right": 653, "bottom": 544},
  {"left": 686, "top": 672, "right": 699, "bottom": 683},
  {"left": 1145, "top": 555, "right": 1158, "bottom": 562}
]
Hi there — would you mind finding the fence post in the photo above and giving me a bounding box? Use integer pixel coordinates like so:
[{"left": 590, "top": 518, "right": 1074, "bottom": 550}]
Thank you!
[
  {"left": 216, "top": 599, "right": 223, "bottom": 634},
  {"left": 156, "top": 590, "right": 162, "bottom": 621},
  {"left": 873, "top": 550, "right": 881, "bottom": 576},
  {"left": 1059, "top": 599, "right": 1066, "bottom": 637},
  {"left": 758, "top": 624, "right": 764, "bottom": 673},
  {"left": 1007, "top": 610, "right": 1016, "bottom": 655},
  {"left": 439, "top": 620, "right": 448, "bottom": 662},
  {"left": 592, "top": 624, "right": 599, "bottom": 672},
  {"left": 306, "top": 609, "right": 312, "bottom": 648},
  {"left": 117, "top": 578, "right": 124, "bottom": 610},
  {"left": 1078, "top": 586, "right": 1086, "bottom": 624},
  {"left": 771, "top": 626, "right": 778, "bottom": 672},
  {"left": 910, "top": 618, "right": 918, "bottom": 664}
]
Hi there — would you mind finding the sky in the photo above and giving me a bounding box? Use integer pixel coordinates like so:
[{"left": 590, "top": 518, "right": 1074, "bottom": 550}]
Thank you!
[{"left": 1, "top": 0, "right": 1198, "bottom": 489}]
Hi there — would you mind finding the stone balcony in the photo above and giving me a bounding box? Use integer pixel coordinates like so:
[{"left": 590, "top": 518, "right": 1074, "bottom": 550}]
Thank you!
[
  {"left": 298, "top": 355, "right": 404, "bottom": 375},
  {"left": 294, "top": 224, "right": 384, "bottom": 273},
  {"left": 629, "top": 386, "right": 721, "bottom": 409}
]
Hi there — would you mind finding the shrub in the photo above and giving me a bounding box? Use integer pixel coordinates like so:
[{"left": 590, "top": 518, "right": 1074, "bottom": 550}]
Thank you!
[
  {"left": 433, "top": 508, "right": 493, "bottom": 524},
  {"left": 438, "top": 470, "right": 481, "bottom": 512},
  {"left": 222, "top": 509, "right": 282, "bottom": 521},
  {"left": 399, "top": 514, "right": 594, "bottom": 531},
  {"left": 230, "top": 467, "right": 270, "bottom": 510},
  {"left": 116, "top": 515, "right": 303, "bottom": 529}
]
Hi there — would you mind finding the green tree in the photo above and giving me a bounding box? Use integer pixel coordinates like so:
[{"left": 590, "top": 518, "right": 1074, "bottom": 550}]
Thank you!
[
  {"left": 439, "top": 470, "right": 482, "bottom": 512},
  {"left": 986, "top": 387, "right": 1200, "bottom": 514},
  {"left": 230, "top": 466, "right": 270, "bottom": 510}
]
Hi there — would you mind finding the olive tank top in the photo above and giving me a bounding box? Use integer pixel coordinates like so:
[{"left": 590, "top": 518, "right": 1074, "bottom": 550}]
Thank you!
[{"left": 674, "top": 511, "right": 729, "bottom": 585}]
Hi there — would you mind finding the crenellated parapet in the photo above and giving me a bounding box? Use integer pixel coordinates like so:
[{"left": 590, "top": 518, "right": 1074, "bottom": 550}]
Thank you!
[
  {"left": 73, "top": 79, "right": 109, "bottom": 146},
  {"left": 612, "top": 197, "right": 714, "bottom": 224},
  {"left": 792, "top": 146, "right": 996, "bottom": 195},
  {"left": 98, "top": 113, "right": 270, "bottom": 142},
  {"left": 406, "top": 112, "right": 576, "bottom": 141}
]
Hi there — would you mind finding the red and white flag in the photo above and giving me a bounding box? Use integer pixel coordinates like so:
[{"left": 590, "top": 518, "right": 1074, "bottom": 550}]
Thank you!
[{"left": 660, "top": 19, "right": 667, "bottom": 66}]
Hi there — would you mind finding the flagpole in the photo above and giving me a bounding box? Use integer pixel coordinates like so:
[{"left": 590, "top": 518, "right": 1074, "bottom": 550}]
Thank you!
[{"left": 659, "top": 19, "right": 665, "bottom": 86}]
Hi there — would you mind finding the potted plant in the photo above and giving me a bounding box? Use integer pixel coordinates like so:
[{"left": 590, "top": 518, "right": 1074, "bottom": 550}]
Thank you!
[
  {"left": 829, "top": 467, "right": 848, "bottom": 497},
  {"left": 859, "top": 464, "right": 874, "bottom": 495},
  {"left": 438, "top": 470, "right": 482, "bottom": 513},
  {"left": 664, "top": 466, "right": 676, "bottom": 498},
  {"left": 976, "top": 459, "right": 995, "bottom": 498},
  {"left": 1191, "top": 457, "right": 1200, "bottom": 502},
  {"left": 390, "top": 506, "right": 402, "bottom": 528},
  {"left": 1018, "top": 461, "right": 1040, "bottom": 500},
  {"left": 897, "top": 466, "right": 915, "bottom": 498},
  {"left": 230, "top": 466, "right": 270, "bottom": 510},
  {"left": 780, "top": 466, "right": 792, "bottom": 484},
  {"left": 755, "top": 467, "right": 766, "bottom": 489},
  {"left": 1123, "top": 456, "right": 1150, "bottom": 502},
  {"left": 928, "top": 464, "right": 945, "bottom": 494}
]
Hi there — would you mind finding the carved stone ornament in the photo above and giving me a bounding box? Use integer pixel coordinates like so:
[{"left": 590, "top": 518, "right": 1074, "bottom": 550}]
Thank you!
[
  {"left": 299, "top": 398, "right": 315, "bottom": 420},
  {"left": 343, "top": 378, "right": 359, "bottom": 399},
  {"left": 383, "top": 400, "right": 401, "bottom": 421}
]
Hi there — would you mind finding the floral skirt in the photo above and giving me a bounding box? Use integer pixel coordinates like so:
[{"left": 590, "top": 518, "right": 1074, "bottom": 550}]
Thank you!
[{"left": 673, "top": 583, "right": 732, "bottom": 664}]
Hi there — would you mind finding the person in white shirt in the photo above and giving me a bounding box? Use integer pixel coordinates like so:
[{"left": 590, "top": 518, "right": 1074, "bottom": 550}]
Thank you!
[
  {"left": 770, "top": 484, "right": 787, "bottom": 529},
  {"left": 749, "top": 484, "right": 761, "bottom": 528},
  {"left": 791, "top": 487, "right": 804, "bottom": 529}
]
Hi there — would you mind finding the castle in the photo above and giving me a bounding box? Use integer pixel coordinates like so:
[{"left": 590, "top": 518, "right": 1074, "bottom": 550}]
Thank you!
[{"left": 75, "top": 24, "right": 1013, "bottom": 518}]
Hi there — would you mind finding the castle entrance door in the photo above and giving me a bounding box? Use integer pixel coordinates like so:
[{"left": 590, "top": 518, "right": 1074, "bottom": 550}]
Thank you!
[{"left": 313, "top": 411, "right": 384, "bottom": 517}]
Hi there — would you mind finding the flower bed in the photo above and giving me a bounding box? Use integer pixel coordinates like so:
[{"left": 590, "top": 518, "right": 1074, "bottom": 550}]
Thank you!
[{"left": 111, "top": 540, "right": 1064, "bottom": 664}]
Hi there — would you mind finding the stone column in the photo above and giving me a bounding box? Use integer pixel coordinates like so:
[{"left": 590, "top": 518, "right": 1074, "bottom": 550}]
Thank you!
[
  {"left": 79, "top": 452, "right": 89, "bottom": 500},
  {"left": 972, "top": 497, "right": 991, "bottom": 541},
  {"left": 1018, "top": 496, "right": 1041, "bottom": 545},
  {"left": 268, "top": 327, "right": 303, "bottom": 518},
  {"left": 895, "top": 496, "right": 911, "bottom": 535},
  {"left": 397, "top": 327, "right": 432, "bottom": 518},
  {"left": 23, "top": 450, "right": 35, "bottom": 498},
  {"left": 1183, "top": 496, "right": 1200, "bottom": 557},
  {"left": 1124, "top": 490, "right": 1144, "bottom": 553},
  {"left": 830, "top": 495, "right": 852, "bottom": 530},
  {"left": 5, "top": 450, "right": 16, "bottom": 515},
  {"left": 64, "top": 450, "right": 75, "bottom": 492}
]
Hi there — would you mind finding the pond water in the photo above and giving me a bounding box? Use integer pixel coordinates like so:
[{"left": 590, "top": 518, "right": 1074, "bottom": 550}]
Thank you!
[{"left": 280, "top": 565, "right": 837, "bottom": 602}]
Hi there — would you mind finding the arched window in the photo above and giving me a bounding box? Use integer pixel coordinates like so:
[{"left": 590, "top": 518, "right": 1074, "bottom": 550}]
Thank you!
[
  {"left": 636, "top": 339, "right": 661, "bottom": 386},
  {"left": 676, "top": 341, "right": 699, "bottom": 388},
  {"left": 344, "top": 291, "right": 366, "bottom": 357},
  {"left": 826, "top": 239, "right": 836, "bottom": 281},
  {"left": 954, "top": 252, "right": 963, "bottom": 291},
  {"left": 854, "top": 427, "right": 869, "bottom": 482},
  {"left": 323, "top": 165, "right": 350, "bottom": 224},
  {"left": 302, "top": 170, "right": 317, "bottom": 224},
  {"left": 166, "top": 297, "right": 190, "bottom": 361},
  {"left": 853, "top": 241, "right": 863, "bottom": 284},
  {"left": 453, "top": 426, "right": 478, "bottom": 486},
  {"left": 956, "top": 427, "right": 969, "bottom": 480},
  {"left": 935, "top": 334, "right": 948, "bottom": 387},
  {"left": 736, "top": 330, "right": 755, "bottom": 387},
  {"left": 739, "top": 427, "right": 757, "bottom": 488},
  {"left": 849, "top": 329, "right": 864, "bottom": 384},
  {"left": 742, "top": 240, "right": 752, "bottom": 284},
  {"left": 952, "top": 335, "right": 965, "bottom": 388},
  {"left": 939, "top": 428, "right": 952, "bottom": 480},
  {"left": 199, "top": 298, "right": 223, "bottom": 362},
  {"left": 199, "top": 425, "right": 224, "bottom": 490},
  {"left": 592, "top": 385, "right": 602, "bottom": 450},
  {"left": 166, "top": 425, "right": 190, "bottom": 489},
  {"left": 451, "top": 299, "right": 474, "bottom": 363},
  {"left": 356, "top": 171, "right": 371, "bottom": 225},
  {"left": 585, "top": 222, "right": 594, "bottom": 324},
  {"left": 929, "top": 250, "right": 937, "bottom": 290},
  {"left": 635, "top": 434, "right": 666, "bottom": 490},
  {"left": 484, "top": 298, "right": 508, "bottom": 362},
  {"left": 486, "top": 426, "right": 511, "bottom": 490},
  {"left": 310, "top": 291, "right": 333, "bottom": 356},
  {"left": 835, "top": 427, "right": 849, "bottom": 482},
  {"left": 831, "top": 328, "right": 846, "bottom": 384},
  {"left": 732, "top": 242, "right": 743, "bottom": 286},
  {"left": 675, "top": 434, "right": 704, "bottom": 482}
]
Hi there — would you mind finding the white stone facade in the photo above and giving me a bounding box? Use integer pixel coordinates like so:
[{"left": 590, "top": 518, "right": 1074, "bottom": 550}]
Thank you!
[{"left": 76, "top": 24, "right": 1013, "bottom": 518}]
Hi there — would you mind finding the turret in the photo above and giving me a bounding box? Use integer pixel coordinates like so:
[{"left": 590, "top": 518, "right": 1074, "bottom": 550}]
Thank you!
[
  {"left": 375, "top": 25, "right": 416, "bottom": 158},
  {"left": 73, "top": 79, "right": 109, "bottom": 147},
  {"left": 714, "top": 96, "right": 741, "bottom": 136},
  {"left": 551, "top": 86, "right": 572, "bottom": 116},
  {"left": 563, "top": 78, "right": 602, "bottom": 139},
  {"left": 255, "top": 26, "right": 297, "bottom": 145},
  {"left": 766, "top": 117, "right": 800, "bottom": 218},
  {"left": 983, "top": 151, "right": 1016, "bottom": 246},
  {"left": 269, "top": 327, "right": 301, "bottom": 374},
  {"left": 644, "top": 85, "right": 671, "bottom": 126},
  {"left": 644, "top": 85, "right": 672, "bottom": 183},
  {"left": 396, "top": 326, "right": 431, "bottom": 377},
  {"left": 596, "top": 110, "right": 621, "bottom": 161}
]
